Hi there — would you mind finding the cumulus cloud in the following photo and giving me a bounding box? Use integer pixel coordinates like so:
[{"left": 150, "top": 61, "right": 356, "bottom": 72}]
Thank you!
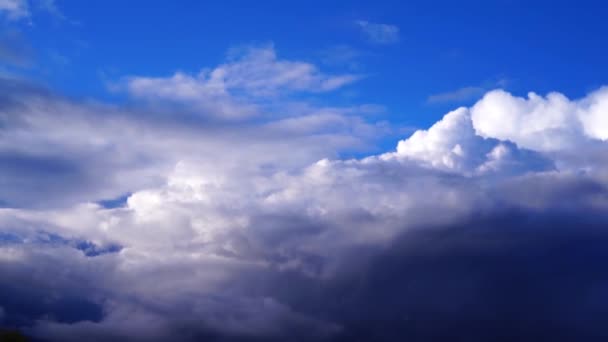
[
  {"left": 382, "top": 107, "right": 553, "bottom": 175},
  {"left": 356, "top": 20, "right": 400, "bottom": 44},
  {"left": 3, "top": 59, "right": 608, "bottom": 341}
]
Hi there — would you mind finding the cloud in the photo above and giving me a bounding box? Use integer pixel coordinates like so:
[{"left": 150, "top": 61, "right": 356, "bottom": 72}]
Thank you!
[
  {"left": 123, "top": 45, "right": 360, "bottom": 119},
  {"left": 356, "top": 20, "right": 400, "bottom": 44},
  {"left": 0, "top": 0, "right": 63, "bottom": 22},
  {"left": 0, "top": 0, "right": 29, "bottom": 21},
  {"left": 471, "top": 88, "right": 608, "bottom": 152},
  {"left": 382, "top": 107, "right": 553, "bottom": 175},
  {"left": 4, "top": 50, "right": 608, "bottom": 340},
  {"left": 318, "top": 209, "right": 608, "bottom": 341}
]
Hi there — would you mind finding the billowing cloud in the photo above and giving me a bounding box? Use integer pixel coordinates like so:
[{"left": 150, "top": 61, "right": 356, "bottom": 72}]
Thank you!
[
  {"left": 471, "top": 88, "right": 608, "bottom": 151},
  {"left": 0, "top": 76, "right": 383, "bottom": 208},
  {"left": 356, "top": 20, "right": 400, "bottom": 45},
  {"left": 2, "top": 56, "right": 608, "bottom": 341}
]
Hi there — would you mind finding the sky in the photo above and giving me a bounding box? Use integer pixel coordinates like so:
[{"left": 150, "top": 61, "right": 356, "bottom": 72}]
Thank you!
[{"left": 1, "top": 0, "right": 608, "bottom": 341}]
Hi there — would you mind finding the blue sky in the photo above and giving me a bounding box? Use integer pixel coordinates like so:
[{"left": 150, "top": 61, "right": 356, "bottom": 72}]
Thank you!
[
  {"left": 6, "top": 0, "right": 608, "bottom": 130},
  {"left": 3, "top": 1, "right": 608, "bottom": 341}
]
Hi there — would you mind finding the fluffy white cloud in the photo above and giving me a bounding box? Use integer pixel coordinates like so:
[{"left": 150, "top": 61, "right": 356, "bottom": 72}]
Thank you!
[
  {"left": 471, "top": 88, "right": 608, "bottom": 152},
  {"left": 382, "top": 107, "right": 552, "bottom": 175},
  {"left": 578, "top": 87, "right": 608, "bottom": 140},
  {"left": 0, "top": 0, "right": 62, "bottom": 22}
]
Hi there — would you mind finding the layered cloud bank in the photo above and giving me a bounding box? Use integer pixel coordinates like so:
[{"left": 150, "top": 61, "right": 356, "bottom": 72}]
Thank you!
[{"left": 2, "top": 54, "right": 608, "bottom": 340}]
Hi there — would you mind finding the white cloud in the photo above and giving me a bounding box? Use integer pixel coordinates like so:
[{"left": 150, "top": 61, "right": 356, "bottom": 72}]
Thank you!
[
  {"left": 356, "top": 20, "right": 400, "bottom": 44},
  {"left": 382, "top": 107, "right": 552, "bottom": 175},
  {"left": 124, "top": 45, "right": 360, "bottom": 118},
  {"left": 577, "top": 87, "right": 608, "bottom": 140},
  {"left": 0, "top": 74, "right": 383, "bottom": 208},
  {"left": 471, "top": 88, "right": 608, "bottom": 152}
]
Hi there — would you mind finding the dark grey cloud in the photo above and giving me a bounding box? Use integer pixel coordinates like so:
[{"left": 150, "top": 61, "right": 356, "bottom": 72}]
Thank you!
[{"left": 3, "top": 205, "right": 608, "bottom": 341}]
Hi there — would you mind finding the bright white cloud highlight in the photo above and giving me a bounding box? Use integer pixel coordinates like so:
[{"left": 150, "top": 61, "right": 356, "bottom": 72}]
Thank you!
[
  {"left": 383, "top": 107, "right": 552, "bottom": 175},
  {"left": 471, "top": 88, "right": 608, "bottom": 152}
]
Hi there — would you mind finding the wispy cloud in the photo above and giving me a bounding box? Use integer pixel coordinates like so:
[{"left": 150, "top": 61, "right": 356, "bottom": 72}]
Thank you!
[
  {"left": 0, "top": 0, "right": 29, "bottom": 21},
  {"left": 427, "top": 86, "right": 486, "bottom": 104},
  {"left": 356, "top": 20, "right": 400, "bottom": 44},
  {"left": 0, "top": 0, "right": 64, "bottom": 22},
  {"left": 122, "top": 45, "right": 361, "bottom": 118},
  {"left": 37, "top": 0, "right": 65, "bottom": 20},
  {"left": 427, "top": 79, "right": 509, "bottom": 104}
]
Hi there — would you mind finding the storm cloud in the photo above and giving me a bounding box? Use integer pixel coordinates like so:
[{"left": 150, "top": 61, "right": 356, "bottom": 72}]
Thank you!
[{"left": 2, "top": 47, "right": 608, "bottom": 341}]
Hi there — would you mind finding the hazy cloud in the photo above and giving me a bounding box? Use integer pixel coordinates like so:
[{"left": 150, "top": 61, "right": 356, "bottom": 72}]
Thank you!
[
  {"left": 427, "top": 86, "right": 486, "bottom": 104},
  {"left": 356, "top": 20, "right": 400, "bottom": 44},
  {"left": 124, "top": 45, "right": 361, "bottom": 119},
  {"left": 0, "top": 0, "right": 29, "bottom": 21}
]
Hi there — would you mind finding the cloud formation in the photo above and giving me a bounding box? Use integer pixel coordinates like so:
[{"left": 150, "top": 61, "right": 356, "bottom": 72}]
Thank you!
[
  {"left": 472, "top": 88, "right": 608, "bottom": 151},
  {"left": 2, "top": 53, "right": 608, "bottom": 340},
  {"left": 124, "top": 45, "right": 360, "bottom": 119}
]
